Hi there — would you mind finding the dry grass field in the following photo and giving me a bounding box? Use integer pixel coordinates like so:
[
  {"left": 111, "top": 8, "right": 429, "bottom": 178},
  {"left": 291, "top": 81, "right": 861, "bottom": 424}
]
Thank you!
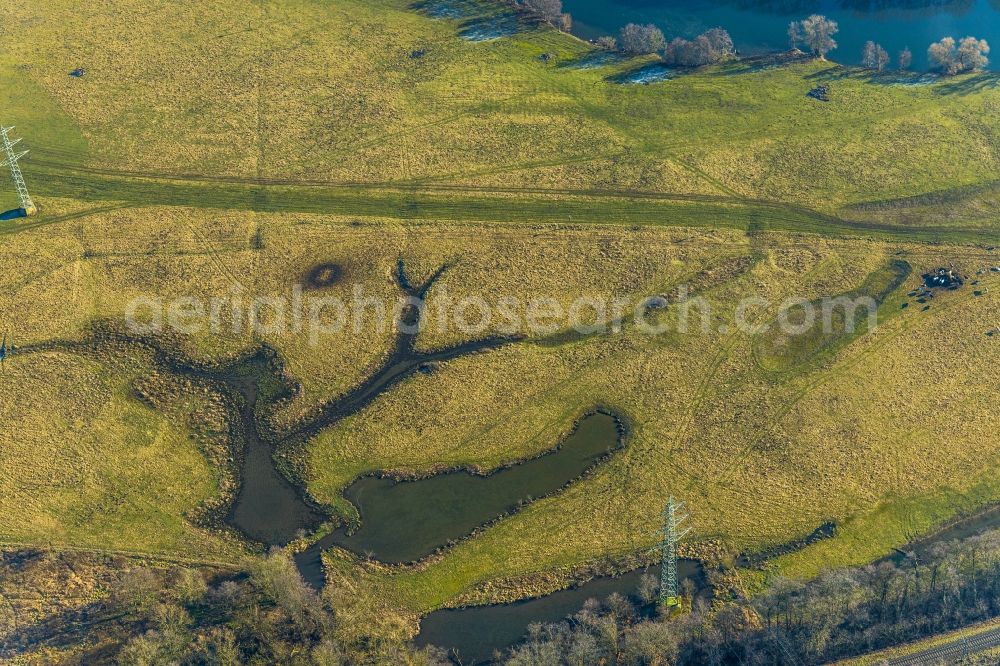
[{"left": 0, "top": 0, "right": 998, "bottom": 649}]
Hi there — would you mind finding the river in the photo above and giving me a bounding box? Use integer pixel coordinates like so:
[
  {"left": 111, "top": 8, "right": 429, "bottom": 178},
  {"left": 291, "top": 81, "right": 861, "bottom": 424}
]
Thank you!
[{"left": 566, "top": 0, "right": 1000, "bottom": 70}]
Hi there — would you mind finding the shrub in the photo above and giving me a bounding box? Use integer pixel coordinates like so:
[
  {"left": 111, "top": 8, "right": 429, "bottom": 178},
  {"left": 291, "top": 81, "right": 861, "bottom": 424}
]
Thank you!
[
  {"left": 662, "top": 28, "right": 735, "bottom": 67},
  {"left": 595, "top": 35, "right": 617, "bottom": 51}
]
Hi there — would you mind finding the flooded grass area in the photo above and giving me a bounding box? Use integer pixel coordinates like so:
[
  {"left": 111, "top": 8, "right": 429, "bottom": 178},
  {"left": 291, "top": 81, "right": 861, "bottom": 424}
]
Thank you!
[
  {"left": 413, "top": 0, "right": 524, "bottom": 42},
  {"left": 613, "top": 63, "right": 675, "bottom": 85},
  {"left": 559, "top": 50, "right": 626, "bottom": 70}
]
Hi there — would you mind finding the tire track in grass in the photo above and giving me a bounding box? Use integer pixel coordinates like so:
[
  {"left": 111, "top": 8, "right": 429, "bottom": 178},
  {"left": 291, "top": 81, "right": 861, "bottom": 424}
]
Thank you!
[
  {"left": 16, "top": 155, "right": 971, "bottom": 242},
  {"left": 0, "top": 205, "right": 130, "bottom": 239},
  {"left": 28, "top": 166, "right": 993, "bottom": 244},
  {"left": 397, "top": 152, "right": 630, "bottom": 187},
  {"left": 628, "top": 256, "right": 840, "bottom": 492},
  {"left": 320, "top": 90, "right": 542, "bottom": 163},
  {"left": 578, "top": 252, "right": 842, "bottom": 543},
  {"left": 532, "top": 66, "right": 743, "bottom": 200},
  {"left": 708, "top": 280, "right": 992, "bottom": 524}
]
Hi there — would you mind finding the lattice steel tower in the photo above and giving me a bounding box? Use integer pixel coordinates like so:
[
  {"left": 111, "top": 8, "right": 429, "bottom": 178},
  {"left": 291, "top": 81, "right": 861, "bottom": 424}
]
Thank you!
[
  {"left": 658, "top": 496, "right": 691, "bottom": 607},
  {"left": 1, "top": 126, "right": 36, "bottom": 216}
]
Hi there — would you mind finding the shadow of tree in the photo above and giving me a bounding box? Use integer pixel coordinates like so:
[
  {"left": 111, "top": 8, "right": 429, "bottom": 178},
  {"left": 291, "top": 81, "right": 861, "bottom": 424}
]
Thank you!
[
  {"left": 410, "top": 0, "right": 529, "bottom": 42},
  {"left": 458, "top": 13, "right": 525, "bottom": 42},
  {"left": 709, "top": 51, "right": 812, "bottom": 76},
  {"left": 557, "top": 50, "right": 628, "bottom": 71},
  {"left": 933, "top": 72, "right": 1000, "bottom": 95},
  {"left": 607, "top": 62, "right": 676, "bottom": 84},
  {"left": 0, "top": 600, "right": 134, "bottom": 658},
  {"left": 805, "top": 65, "right": 1000, "bottom": 94}
]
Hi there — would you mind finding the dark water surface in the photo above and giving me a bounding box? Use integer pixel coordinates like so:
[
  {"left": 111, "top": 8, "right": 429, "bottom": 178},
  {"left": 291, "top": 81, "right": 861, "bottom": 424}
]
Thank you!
[
  {"left": 415, "top": 563, "right": 704, "bottom": 665},
  {"left": 566, "top": 0, "right": 1000, "bottom": 70},
  {"left": 219, "top": 359, "right": 325, "bottom": 544},
  {"left": 207, "top": 263, "right": 513, "bottom": 550},
  {"left": 295, "top": 412, "right": 622, "bottom": 577}
]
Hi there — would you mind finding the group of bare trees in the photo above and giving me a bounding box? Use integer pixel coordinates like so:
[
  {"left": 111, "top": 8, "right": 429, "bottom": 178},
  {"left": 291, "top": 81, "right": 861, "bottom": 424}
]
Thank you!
[
  {"left": 785, "top": 14, "right": 989, "bottom": 75},
  {"left": 105, "top": 551, "right": 450, "bottom": 665},
  {"left": 503, "top": 529, "right": 1000, "bottom": 665},
  {"left": 859, "top": 36, "right": 989, "bottom": 74},
  {"left": 860, "top": 40, "right": 913, "bottom": 72},
  {"left": 928, "top": 36, "right": 991, "bottom": 74},
  {"left": 600, "top": 23, "right": 736, "bottom": 67},
  {"left": 579, "top": 7, "right": 991, "bottom": 77},
  {"left": 617, "top": 22, "right": 667, "bottom": 55},
  {"left": 862, "top": 40, "right": 890, "bottom": 71},
  {"left": 663, "top": 27, "right": 737, "bottom": 67}
]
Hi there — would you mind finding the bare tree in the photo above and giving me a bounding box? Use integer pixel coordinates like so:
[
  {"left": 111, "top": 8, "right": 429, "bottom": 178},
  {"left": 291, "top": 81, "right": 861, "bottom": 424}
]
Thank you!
[
  {"left": 862, "top": 41, "right": 877, "bottom": 68},
  {"left": 702, "top": 27, "right": 736, "bottom": 61},
  {"left": 929, "top": 36, "right": 959, "bottom": 74},
  {"left": 957, "top": 36, "right": 990, "bottom": 71},
  {"left": 898, "top": 47, "right": 912, "bottom": 70},
  {"left": 878, "top": 44, "right": 890, "bottom": 71},
  {"left": 790, "top": 15, "right": 839, "bottom": 58},
  {"left": 618, "top": 23, "right": 666, "bottom": 55}
]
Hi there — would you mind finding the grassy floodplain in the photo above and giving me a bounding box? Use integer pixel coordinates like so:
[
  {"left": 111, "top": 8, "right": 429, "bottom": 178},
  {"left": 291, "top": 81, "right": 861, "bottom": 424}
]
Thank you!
[{"left": 0, "top": 0, "right": 999, "bottom": 652}]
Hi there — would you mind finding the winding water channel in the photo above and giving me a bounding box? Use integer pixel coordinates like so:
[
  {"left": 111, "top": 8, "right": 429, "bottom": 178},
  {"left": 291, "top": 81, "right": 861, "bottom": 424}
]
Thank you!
[
  {"left": 416, "top": 563, "right": 705, "bottom": 665},
  {"left": 23, "top": 260, "right": 1000, "bottom": 663}
]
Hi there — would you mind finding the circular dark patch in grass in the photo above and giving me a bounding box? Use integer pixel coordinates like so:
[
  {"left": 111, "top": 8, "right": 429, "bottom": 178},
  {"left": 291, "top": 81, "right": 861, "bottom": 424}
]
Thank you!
[{"left": 305, "top": 263, "right": 344, "bottom": 289}]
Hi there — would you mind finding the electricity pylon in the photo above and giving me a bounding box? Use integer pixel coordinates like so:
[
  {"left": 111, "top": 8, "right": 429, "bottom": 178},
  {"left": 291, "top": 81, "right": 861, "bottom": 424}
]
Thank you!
[
  {"left": 657, "top": 496, "right": 691, "bottom": 607},
  {"left": 0, "top": 126, "right": 36, "bottom": 216}
]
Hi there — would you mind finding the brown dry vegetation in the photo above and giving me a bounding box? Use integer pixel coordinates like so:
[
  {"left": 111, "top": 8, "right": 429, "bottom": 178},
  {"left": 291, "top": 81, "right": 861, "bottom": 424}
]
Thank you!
[{"left": 0, "top": 0, "right": 997, "bottom": 648}]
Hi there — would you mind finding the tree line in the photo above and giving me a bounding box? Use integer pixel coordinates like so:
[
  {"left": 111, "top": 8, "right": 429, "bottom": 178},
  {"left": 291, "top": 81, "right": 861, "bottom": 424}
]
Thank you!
[
  {"left": 859, "top": 36, "right": 988, "bottom": 73},
  {"left": 598, "top": 24, "right": 737, "bottom": 67},
  {"left": 584, "top": 12, "right": 989, "bottom": 75},
  {"left": 8, "top": 525, "right": 1000, "bottom": 663},
  {"left": 501, "top": 528, "right": 1000, "bottom": 665}
]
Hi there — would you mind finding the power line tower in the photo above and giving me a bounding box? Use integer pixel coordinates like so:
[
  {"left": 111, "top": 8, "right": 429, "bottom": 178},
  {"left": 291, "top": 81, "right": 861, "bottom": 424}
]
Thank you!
[
  {"left": 0, "top": 126, "right": 36, "bottom": 216},
  {"left": 657, "top": 496, "right": 691, "bottom": 608}
]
